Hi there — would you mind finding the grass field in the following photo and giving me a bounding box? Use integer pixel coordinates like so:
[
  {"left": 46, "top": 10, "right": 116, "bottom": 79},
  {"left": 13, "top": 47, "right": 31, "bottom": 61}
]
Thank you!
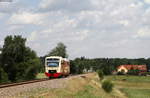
[{"left": 106, "top": 75, "right": 150, "bottom": 98}]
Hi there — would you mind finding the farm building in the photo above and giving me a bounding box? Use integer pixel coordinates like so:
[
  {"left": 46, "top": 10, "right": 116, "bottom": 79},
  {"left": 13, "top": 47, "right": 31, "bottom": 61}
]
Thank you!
[{"left": 117, "top": 65, "right": 147, "bottom": 74}]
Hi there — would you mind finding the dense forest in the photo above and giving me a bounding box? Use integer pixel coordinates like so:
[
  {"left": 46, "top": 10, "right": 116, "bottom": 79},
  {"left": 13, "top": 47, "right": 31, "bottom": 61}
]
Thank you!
[{"left": 0, "top": 35, "right": 150, "bottom": 83}]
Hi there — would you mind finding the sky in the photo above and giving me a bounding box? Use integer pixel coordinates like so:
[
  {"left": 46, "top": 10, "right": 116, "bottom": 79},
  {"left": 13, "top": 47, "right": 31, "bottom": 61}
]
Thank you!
[{"left": 0, "top": 0, "right": 150, "bottom": 59}]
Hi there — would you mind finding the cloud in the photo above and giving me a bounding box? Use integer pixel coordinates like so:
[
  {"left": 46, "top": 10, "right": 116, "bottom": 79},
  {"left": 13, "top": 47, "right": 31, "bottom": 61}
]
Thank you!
[
  {"left": 0, "top": 0, "right": 150, "bottom": 58},
  {"left": 28, "top": 31, "right": 38, "bottom": 42},
  {"left": 118, "top": 20, "right": 129, "bottom": 26},
  {"left": 0, "top": 0, "right": 25, "bottom": 13},
  {"left": 29, "top": 0, "right": 150, "bottom": 58},
  {"left": 136, "top": 27, "right": 150, "bottom": 38},
  {"left": 0, "top": 12, "right": 5, "bottom": 19},
  {"left": 144, "top": 0, "right": 150, "bottom": 4},
  {"left": 8, "top": 11, "right": 48, "bottom": 25},
  {"left": 39, "top": 0, "right": 94, "bottom": 12}
]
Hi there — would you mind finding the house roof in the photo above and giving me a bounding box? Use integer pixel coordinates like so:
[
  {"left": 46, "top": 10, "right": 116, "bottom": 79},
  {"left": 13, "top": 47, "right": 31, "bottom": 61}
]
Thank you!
[{"left": 118, "top": 65, "right": 147, "bottom": 71}]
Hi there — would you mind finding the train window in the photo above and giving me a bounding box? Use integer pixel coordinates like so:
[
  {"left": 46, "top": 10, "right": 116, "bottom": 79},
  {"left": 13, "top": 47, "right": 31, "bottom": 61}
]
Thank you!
[
  {"left": 47, "top": 62, "right": 59, "bottom": 67},
  {"left": 46, "top": 58, "right": 60, "bottom": 67},
  {"left": 47, "top": 58, "right": 59, "bottom": 62}
]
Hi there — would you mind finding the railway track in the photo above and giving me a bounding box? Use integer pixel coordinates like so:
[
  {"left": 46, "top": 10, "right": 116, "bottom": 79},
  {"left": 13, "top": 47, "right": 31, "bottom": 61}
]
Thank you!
[
  {"left": 0, "top": 74, "right": 79, "bottom": 89},
  {"left": 0, "top": 78, "right": 48, "bottom": 89}
]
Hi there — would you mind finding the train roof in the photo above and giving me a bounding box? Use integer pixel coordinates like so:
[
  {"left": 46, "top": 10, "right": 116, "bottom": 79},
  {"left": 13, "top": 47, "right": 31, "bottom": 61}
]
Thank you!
[
  {"left": 46, "top": 56, "right": 62, "bottom": 59},
  {"left": 46, "top": 56, "right": 69, "bottom": 61}
]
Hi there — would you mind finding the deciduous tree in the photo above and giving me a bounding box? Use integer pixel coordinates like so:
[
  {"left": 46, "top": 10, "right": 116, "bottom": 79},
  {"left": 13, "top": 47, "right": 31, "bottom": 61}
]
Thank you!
[
  {"left": 1, "top": 35, "right": 40, "bottom": 82},
  {"left": 48, "top": 42, "right": 68, "bottom": 58}
]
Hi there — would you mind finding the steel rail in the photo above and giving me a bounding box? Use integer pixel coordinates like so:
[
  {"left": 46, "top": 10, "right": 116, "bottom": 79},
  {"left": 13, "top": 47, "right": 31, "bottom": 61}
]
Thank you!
[
  {"left": 0, "top": 78, "right": 48, "bottom": 88},
  {"left": 0, "top": 74, "right": 78, "bottom": 89}
]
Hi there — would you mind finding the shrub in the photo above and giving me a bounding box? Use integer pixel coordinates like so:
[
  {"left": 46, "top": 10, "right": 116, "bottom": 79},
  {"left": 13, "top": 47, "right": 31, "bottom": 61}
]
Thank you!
[
  {"left": 0, "top": 67, "right": 9, "bottom": 83},
  {"left": 97, "top": 70, "right": 104, "bottom": 80},
  {"left": 102, "top": 80, "right": 114, "bottom": 93}
]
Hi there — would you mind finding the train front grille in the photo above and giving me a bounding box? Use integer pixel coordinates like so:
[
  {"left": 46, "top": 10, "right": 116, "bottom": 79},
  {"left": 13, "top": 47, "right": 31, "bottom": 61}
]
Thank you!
[{"left": 48, "top": 70, "right": 56, "bottom": 73}]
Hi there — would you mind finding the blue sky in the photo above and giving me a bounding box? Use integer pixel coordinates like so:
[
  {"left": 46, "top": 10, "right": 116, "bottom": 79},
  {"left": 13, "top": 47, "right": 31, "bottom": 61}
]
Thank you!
[{"left": 0, "top": 0, "right": 150, "bottom": 59}]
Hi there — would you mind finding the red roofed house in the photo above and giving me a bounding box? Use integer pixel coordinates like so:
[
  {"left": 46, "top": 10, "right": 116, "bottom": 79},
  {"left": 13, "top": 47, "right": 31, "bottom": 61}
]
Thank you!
[{"left": 117, "top": 65, "right": 147, "bottom": 74}]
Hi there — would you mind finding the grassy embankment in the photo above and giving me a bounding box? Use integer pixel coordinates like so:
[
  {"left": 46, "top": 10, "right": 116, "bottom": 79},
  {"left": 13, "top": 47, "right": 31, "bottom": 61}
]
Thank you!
[
  {"left": 17, "top": 73, "right": 150, "bottom": 98},
  {"left": 106, "top": 75, "right": 150, "bottom": 98},
  {"left": 15, "top": 73, "right": 126, "bottom": 98}
]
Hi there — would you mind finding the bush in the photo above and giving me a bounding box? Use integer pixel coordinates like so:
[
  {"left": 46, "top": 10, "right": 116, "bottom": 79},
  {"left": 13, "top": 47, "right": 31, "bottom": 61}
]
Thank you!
[
  {"left": 97, "top": 70, "right": 104, "bottom": 80},
  {"left": 24, "top": 58, "right": 40, "bottom": 80},
  {"left": 102, "top": 80, "right": 114, "bottom": 93},
  {"left": 0, "top": 67, "right": 9, "bottom": 83}
]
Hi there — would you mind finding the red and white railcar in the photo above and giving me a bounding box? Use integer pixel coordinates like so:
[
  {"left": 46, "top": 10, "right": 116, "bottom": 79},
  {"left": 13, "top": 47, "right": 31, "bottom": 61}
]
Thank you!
[{"left": 45, "top": 56, "right": 70, "bottom": 78}]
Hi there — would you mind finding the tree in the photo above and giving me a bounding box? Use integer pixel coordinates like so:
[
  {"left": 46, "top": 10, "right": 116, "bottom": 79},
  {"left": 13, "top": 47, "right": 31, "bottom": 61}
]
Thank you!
[
  {"left": 70, "top": 60, "right": 78, "bottom": 74},
  {"left": 0, "top": 46, "right": 2, "bottom": 65},
  {"left": 0, "top": 67, "right": 9, "bottom": 83},
  {"left": 0, "top": 46, "right": 2, "bottom": 54},
  {"left": 1, "top": 35, "right": 40, "bottom": 82},
  {"left": 48, "top": 42, "right": 68, "bottom": 58}
]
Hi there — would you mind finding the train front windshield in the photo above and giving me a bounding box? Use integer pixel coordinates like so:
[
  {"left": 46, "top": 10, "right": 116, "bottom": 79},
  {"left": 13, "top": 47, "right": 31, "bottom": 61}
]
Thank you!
[{"left": 46, "top": 58, "right": 60, "bottom": 67}]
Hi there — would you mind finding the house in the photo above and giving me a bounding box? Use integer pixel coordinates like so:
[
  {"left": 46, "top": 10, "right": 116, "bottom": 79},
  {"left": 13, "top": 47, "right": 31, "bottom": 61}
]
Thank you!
[{"left": 117, "top": 65, "right": 147, "bottom": 74}]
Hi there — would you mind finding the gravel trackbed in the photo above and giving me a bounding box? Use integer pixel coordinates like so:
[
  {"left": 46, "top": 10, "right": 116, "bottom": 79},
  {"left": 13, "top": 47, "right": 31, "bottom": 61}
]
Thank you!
[{"left": 0, "top": 77, "right": 69, "bottom": 98}]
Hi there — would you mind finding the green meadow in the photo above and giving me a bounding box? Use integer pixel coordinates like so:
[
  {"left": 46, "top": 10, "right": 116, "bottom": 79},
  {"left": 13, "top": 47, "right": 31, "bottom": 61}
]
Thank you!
[{"left": 106, "top": 75, "right": 150, "bottom": 98}]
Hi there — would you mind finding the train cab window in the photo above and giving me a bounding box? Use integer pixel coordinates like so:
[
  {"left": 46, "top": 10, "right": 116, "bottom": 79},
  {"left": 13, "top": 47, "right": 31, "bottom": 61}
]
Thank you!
[
  {"left": 47, "top": 62, "right": 59, "bottom": 67},
  {"left": 46, "top": 58, "right": 60, "bottom": 67}
]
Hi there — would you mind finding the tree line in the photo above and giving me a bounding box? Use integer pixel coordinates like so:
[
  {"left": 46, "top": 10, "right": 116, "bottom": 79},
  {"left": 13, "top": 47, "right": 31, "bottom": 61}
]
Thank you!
[
  {"left": 70, "top": 57, "right": 150, "bottom": 75},
  {"left": 0, "top": 35, "right": 150, "bottom": 83}
]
